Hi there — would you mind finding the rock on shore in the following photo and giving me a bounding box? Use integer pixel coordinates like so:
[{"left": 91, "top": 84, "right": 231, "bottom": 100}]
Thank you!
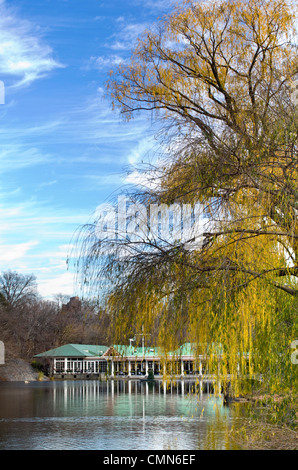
[{"left": 0, "top": 358, "right": 48, "bottom": 382}]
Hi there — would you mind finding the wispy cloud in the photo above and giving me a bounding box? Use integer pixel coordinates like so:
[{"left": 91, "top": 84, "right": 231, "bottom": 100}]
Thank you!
[
  {"left": 0, "top": 145, "right": 51, "bottom": 173},
  {"left": 0, "top": 240, "right": 38, "bottom": 262},
  {"left": 108, "top": 22, "right": 150, "bottom": 51},
  {"left": 0, "top": 0, "right": 63, "bottom": 88},
  {"left": 0, "top": 0, "right": 170, "bottom": 300},
  {"left": 0, "top": 196, "right": 89, "bottom": 297},
  {"left": 35, "top": 180, "right": 58, "bottom": 191},
  {"left": 141, "top": 0, "right": 174, "bottom": 12},
  {"left": 124, "top": 170, "right": 161, "bottom": 190},
  {"left": 35, "top": 93, "right": 153, "bottom": 150},
  {"left": 87, "top": 54, "right": 125, "bottom": 70},
  {"left": 37, "top": 271, "right": 76, "bottom": 298},
  {"left": 126, "top": 137, "right": 156, "bottom": 165}
]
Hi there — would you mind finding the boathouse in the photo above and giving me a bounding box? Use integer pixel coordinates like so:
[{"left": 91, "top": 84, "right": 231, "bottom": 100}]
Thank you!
[{"left": 34, "top": 342, "right": 207, "bottom": 379}]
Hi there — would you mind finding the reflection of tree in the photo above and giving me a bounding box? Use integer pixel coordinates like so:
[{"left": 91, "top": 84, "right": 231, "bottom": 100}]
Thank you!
[{"left": 202, "top": 399, "right": 244, "bottom": 450}]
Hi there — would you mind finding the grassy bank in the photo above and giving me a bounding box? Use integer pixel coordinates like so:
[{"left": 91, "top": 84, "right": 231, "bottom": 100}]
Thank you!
[
  {"left": 231, "top": 392, "right": 298, "bottom": 450},
  {"left": 232, "top": 421, "right": 297, "bottom": 450}
]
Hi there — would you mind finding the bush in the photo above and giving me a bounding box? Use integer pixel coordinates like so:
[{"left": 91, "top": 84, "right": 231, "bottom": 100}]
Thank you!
[
  {"left": 31, "top": 360, "right": 43, "bottom": 372},
  {"left": 37, "top": 371, "right": 44, "bottom": 381}
]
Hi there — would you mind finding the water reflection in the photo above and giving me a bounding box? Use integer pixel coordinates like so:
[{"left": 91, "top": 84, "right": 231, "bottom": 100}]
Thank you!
[{"left": 0, "top": 380, "right": 246, "bottom": 450}]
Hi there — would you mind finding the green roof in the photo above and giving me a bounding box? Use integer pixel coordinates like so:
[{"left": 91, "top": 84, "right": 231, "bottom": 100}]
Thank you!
[
  {"left": 175, "top": 342, "right": 197, "bottom": 356},
  {"left": 112, "top": 343, "right": 203, "bottom": 358},
  {"left": 35, "top": 342, "right": 224, "bottom": 359},
  {"left": 35, "top": 344, "right": 109, "bottom": 358},
  {"left": 112, "top": 344, "right": 162, "bottom": 358}
]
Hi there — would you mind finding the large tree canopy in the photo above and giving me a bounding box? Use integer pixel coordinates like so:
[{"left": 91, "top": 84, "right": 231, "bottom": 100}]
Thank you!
[
  {"left": 75, "top": 0, "right": 298, "bottom": 394},
  {"left": 104, "top": 0, "right": 298, "bottom": 295}
]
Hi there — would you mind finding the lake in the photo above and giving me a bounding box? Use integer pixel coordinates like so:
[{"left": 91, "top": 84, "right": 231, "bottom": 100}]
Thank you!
[{"left": 0, "top": 379, "right": 248, "bottom": 450}]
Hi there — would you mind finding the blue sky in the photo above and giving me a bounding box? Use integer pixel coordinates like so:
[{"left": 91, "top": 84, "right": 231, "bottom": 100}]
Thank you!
[{"left": 0, "top": 0, "right": 172, "bottom": 299}]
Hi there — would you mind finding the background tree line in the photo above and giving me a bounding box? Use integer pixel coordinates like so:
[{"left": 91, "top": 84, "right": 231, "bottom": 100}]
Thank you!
[{"left": 0, "top": 270, "right": 111, "bottom": 360}]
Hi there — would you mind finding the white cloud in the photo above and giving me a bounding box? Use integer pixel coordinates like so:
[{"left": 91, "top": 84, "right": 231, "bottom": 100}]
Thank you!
[
  {"left": 87, "top": 54, "right": 125, "bottom": 70},
  {"left": 0, "top": 1, "right": 63, "bottom": 88},
  {"left": 109, "top": 22, "right": 150, "bottom": 52},
  {"left": 0, "top": 198, "right": 86, "bottom": 298},
  {"left": 37, "top": 271, "right": 76, "bottom": 298},
  {"left": 0, "top": 240, "right": 38, "bottom": 262},
  {"left": 109, "top": 41, "right": 129, "bottom": 51},
  {"left": 142, "top": 0, "right": 174, "bottom": 12},
  {"left": 126, "top": 137, "right": 156, "bottom": 165},
  {"left": 124, "top": 170, "right": 161, "bottom": 190},
  {"left": 35, "top": 180, "right": 58, "bottom": 191}
]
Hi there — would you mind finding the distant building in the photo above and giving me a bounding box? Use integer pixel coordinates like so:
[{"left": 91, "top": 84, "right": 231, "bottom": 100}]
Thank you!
[
  {"left": 61, "top": 296, "right": 82, "bottom": 313},
  {"left": 34, "top": 342, "right": 207, "bottom": 379}
]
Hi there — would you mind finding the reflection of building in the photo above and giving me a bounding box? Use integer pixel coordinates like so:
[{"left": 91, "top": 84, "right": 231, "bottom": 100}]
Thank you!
[{"left": 35, "top": 343, "right": 209, "bottom": 379}]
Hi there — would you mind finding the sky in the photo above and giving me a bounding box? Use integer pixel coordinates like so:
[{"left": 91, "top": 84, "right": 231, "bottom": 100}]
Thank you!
[{"left": 0, "top": 0, "right": 173, "bottom": 299}]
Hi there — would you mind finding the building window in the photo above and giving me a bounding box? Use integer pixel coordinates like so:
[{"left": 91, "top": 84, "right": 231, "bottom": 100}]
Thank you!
[{"left": 55, "top": 359, "right": 65, "bottom": 372}]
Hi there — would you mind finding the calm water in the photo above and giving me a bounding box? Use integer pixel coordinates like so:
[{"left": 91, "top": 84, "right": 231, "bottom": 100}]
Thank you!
[{"left": 0, "top": 380, "right": 248, "bottom": 450}]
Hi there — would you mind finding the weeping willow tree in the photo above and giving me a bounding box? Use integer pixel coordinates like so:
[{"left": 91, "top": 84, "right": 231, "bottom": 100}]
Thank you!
[{"left": 74, "top": 0, "right": 298, "bottom": 397}]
